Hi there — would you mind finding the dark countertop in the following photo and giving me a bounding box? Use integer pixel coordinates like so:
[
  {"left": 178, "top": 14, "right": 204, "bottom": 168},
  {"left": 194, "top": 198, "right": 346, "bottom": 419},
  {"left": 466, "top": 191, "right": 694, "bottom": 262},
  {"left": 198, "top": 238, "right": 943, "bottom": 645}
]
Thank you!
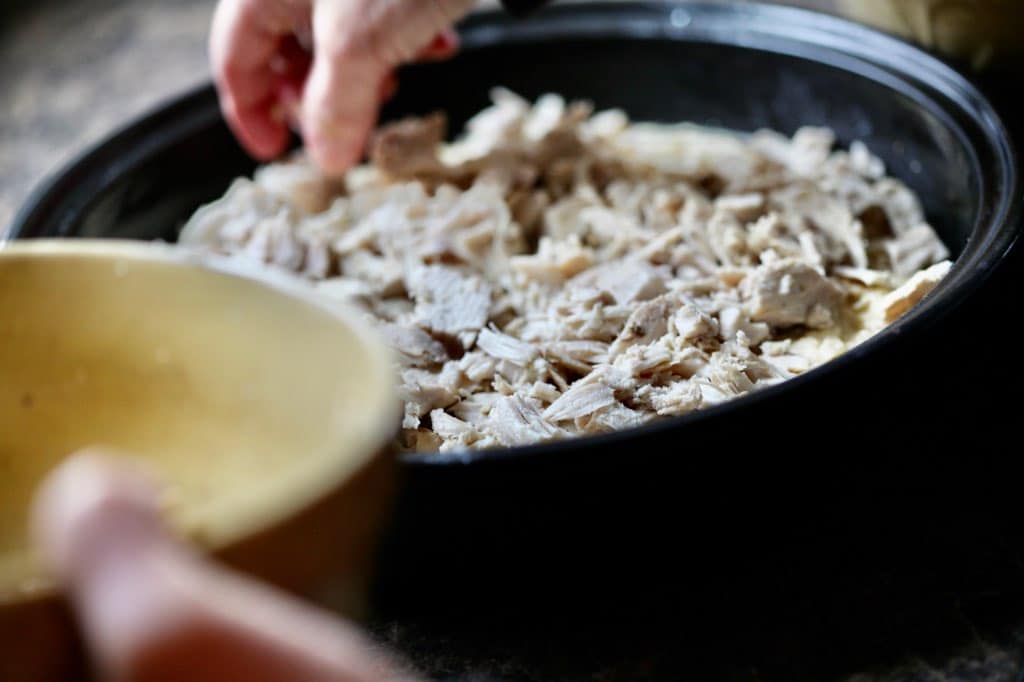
[{"left": 2, "top": 1, "right": 1022, "bottom": 681}]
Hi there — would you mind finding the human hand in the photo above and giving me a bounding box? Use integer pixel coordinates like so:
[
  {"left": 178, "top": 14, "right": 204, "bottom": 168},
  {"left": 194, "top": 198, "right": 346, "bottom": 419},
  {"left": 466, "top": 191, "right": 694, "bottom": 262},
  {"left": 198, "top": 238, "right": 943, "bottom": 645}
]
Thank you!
[
  {"left": 210, "top": 0, "right": 475, "bottom": 176},
  {"left": 32, "top": 451, "right": 417, "bottom": 681}
]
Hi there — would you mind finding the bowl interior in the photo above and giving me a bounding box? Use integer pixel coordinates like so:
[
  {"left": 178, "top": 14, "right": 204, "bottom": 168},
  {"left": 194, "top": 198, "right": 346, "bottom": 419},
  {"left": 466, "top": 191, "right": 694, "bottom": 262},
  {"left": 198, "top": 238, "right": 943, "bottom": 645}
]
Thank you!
[{"left": 0, "top": 241, "right": 395, "bottom": 602}]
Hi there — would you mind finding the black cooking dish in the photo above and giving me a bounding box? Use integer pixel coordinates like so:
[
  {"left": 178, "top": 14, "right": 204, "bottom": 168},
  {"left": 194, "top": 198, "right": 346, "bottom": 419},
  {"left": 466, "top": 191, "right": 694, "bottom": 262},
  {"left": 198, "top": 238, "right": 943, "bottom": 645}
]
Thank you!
[{"left": 9, "top": 1, "right": 1020, "bottom": 488}]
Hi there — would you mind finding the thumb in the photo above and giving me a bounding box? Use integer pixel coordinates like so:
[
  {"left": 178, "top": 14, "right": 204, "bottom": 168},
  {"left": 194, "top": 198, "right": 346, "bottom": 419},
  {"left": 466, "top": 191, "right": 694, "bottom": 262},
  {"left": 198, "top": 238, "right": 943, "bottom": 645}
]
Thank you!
[
  {"left": 31, "top": 451, "right": 417, "bottom": 682},
  {"left": 301, "top": 0, "right": 473, "bottom": 175}
]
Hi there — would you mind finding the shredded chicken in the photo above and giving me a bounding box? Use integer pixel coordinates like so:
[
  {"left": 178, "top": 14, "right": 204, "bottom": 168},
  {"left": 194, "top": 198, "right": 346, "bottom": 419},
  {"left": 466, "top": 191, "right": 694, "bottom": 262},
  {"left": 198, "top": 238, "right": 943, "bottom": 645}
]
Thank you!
[{"left": 181, "top": 88, "right": 952, "bottom": 454}]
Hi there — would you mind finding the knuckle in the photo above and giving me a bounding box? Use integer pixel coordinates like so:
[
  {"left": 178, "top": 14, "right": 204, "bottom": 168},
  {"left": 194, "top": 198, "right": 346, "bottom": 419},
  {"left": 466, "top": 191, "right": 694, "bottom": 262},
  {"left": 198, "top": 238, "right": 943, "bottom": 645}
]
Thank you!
[{"left": 317, "top": 2, "right": 404, "bottom": 69}]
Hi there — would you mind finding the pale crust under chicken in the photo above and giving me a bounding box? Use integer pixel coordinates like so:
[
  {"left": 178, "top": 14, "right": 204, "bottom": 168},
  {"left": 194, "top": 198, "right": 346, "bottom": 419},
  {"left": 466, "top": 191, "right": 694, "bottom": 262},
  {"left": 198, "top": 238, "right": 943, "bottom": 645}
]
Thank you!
[{"left": 181, "top": 88, "right": 952, "bottom": 454}]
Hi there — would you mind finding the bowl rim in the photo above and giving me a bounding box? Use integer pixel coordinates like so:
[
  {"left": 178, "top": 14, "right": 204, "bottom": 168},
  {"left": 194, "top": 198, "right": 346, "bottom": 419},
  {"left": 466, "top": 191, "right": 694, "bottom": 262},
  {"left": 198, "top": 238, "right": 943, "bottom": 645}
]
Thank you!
[
  {"left": 0, "top": 239, "right": 399, "bottom": 603},
  {"left": 5, "top": 1, "right": 1020, "bottom": 470}
]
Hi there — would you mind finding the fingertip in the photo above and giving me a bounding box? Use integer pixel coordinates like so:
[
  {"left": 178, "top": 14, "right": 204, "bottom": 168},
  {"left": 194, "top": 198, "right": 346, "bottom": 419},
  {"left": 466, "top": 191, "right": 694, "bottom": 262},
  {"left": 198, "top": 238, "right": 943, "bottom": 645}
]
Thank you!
[
  {"left": 304, "top": 127, "right": 366, "bottom": 177},
  {"left": 31, "top": 449, "right": 161, "bottom": 581},
  {"left": 221, "top": 97, "right": 292, "bottom": 161},
  {"left": 302, "top": 96, "right": 374, "bottom": 175},
  {"left": 300, "top": 59, "right": 381, "bottom": 176}
]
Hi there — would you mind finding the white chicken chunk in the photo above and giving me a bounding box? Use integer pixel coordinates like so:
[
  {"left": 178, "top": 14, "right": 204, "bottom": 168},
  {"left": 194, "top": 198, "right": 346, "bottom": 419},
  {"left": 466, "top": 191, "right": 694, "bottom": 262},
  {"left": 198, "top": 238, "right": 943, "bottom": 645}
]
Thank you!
[
  {"left": 744, "top": 259, "right": 844, "bottom": 329},
  {"left": 181, "top": 90, "right": 951, "bottom": 454}
]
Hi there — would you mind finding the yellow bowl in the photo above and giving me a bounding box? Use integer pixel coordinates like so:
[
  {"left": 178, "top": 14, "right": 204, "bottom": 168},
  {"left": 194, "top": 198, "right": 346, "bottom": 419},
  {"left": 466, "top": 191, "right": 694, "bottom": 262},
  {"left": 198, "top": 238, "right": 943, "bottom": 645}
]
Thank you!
[{"left": 0, "top": 240, "right": 399, "bottom": 680}]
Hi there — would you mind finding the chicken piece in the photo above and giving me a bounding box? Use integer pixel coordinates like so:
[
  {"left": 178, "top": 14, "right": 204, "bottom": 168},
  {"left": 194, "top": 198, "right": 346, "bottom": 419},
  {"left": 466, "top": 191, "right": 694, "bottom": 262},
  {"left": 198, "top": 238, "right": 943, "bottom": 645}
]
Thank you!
[
  {"left": 873, "top": 178, "right": 926, "bottom": 235},
  {"left": 714, "top": 193, "right": 765, "bottom": 222},
  {"left": 432, "top": 413, "right": 488, "bottom": 452},
  {"left": 340, "top": 251, "right": 405, "bottom": 297},
  {"left": 556, "top": 297, "right": 634, "bottom": 343},
  {"left": 406, "top": 265, "right": 492, "bottom": 340},
  {"left": 717, "top": 306, "right": 770, "bottom": 346},
  {"left": 763, "top": 353, "right": 812, "bottom": 376},
  {"left": 751, "top": 127, "right": 834, "bottom": 178},
  {"left": 523, "top": 93, "right": 568, "bottom": 141},
  {"left": 698, "top": 352, "right": 757, "bottom": 396},
  {"left": 450, "top": 392, "right": 501, "bottom": 425},
  {"left": 693, "top": 381, "right": 732, "bottom": 406},
  {"left": 883, "top": 225, "right": 950, "bottom": 277},
  {"left": 370, "top": 112, "right": 449, "bottom": 179},
  {"left": 610, "top": 341, "right": 676, "bottom": 377},
  {"left": 744, "top": 259, "right": 844, "bottom": 329},
  {"left": 610, "top": 122, "right": 760, "bottom": 184},
  {"left": 402, "top": 428, "right": 443, "bottom": 453},
  {"left": 646, "top": 381, "right": 703, "bottom": 416},
  {"left": 770, "top": 183, "right": 868, "bottom": 268},
  {"left": 670, "top": 302, "right": 719, "bottom": 343},
  {"left": 511, "top": 236, "right": 594, "bottom": 285},
  {"left": 608, "top": 294, "right": 679, "bottom": 358},
  {"left": 378, "top": 322, "right": 449, "bottom": 368},
  {"left": 488, "top": 395, "right": 562, "bottom": 447},
  {"left": 399, "top": 367, "right": 460, "bottom": 428},
  {"left": 186, "top": 90, "right": 950, "bottom": 454},
  {"left": 302, "top": 237, "right": 333, "bottom": 279},
  {"left": 883, "top": 260, "right": 952, "bottom": 322},
  {"left": 493, "top": 357, "right": 542, "bottom": 389},
  {"left": 508, "top": 189, "right": 551, "bottom": 236},
  {"left": 543, "top": 340, "right": 609, "bottom": 375},
  {"left": 584, "top": 402, "right": 649, "bottom": 433},
  {"left": 529, "top": 381, "right": 562, "bottom": 405},
  {"left": 586, "top": 260, "right": 669, "bottom": 305},
  {"left": 180, "top": 179, "right": 289, "bottom": 250},
  {"left": 459, "top": 351, "right": 499, "bottom": 384},
  {"left": 789, "top": 127, "right": 836, "bottom": 177},
  {"left": 543, "top": 381, "right": 617, "bottom": 423},
  {"left": 476, "top": 327, "right": 539, "bottom": 367},
  {"left": 254, "top": 160, "right": 340, "bottom": 214},
  {"left": 442, "top": 87, "right": 530, "bottom": 163},
  {"left": 833, "top": 267, "right": 893, "bottom": 288},
  {"left": 848, "top": 141, "right": 885, "bottom": 180},
  {"left": 372, "top": 297, "right": 415, "bottom": 323},
  {"left": 429, "top": 412, "right": 470, "bottom": 438},
  {"left": 580, "top": 108, "right": 629, "bottom": 142},
  {"left": 706, "top": 211, "right": 751, "bottom": 267}
]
